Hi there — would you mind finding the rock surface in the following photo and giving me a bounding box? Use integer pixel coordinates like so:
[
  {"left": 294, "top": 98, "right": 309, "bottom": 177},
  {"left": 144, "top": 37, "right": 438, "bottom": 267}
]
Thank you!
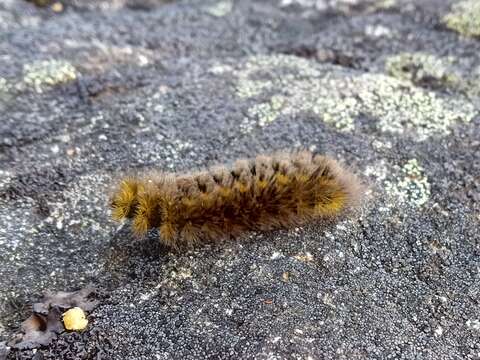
[{"left": 0, "top": 0, "right": 479, "bottom": 359}]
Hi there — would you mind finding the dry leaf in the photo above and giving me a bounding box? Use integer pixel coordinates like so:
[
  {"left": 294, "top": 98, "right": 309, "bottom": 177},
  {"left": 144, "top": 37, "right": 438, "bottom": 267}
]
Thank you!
[
  {"left": 33, "top": 286, "right": 98, "bottom": 315},
  {"left": 9, "top": 286, "right": 98, "bottom": 350},
  {"left": 11, "top": 309, "right": 63, "bottom": 350}
]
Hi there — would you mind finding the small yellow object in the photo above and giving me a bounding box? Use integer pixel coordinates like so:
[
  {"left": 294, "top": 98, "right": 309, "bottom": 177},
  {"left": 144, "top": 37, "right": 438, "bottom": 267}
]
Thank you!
[
  {"left": 62, "top": 307, "right": 88, "bottom": 331},
  {"left": 51, "top": 2, "right": 64, "bottom": 12}
]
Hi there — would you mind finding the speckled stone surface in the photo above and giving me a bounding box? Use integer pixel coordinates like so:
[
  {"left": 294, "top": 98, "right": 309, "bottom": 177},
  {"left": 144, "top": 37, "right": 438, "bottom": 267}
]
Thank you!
[{"left": 0, "top": 0, "right": 479, "bottom": 359}]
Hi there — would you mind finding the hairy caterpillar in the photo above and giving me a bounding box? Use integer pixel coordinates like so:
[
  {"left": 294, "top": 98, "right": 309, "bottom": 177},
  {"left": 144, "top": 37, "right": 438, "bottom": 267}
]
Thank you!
[{"left": 110, "top": 151, "right": 363, "bottom": 248}]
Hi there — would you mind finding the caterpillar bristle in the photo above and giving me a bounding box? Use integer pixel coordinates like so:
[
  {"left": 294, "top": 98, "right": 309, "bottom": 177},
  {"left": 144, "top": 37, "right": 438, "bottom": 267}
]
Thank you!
[
  {"left": 110, "top": 151, "right": 364, "bottom": 248},
  {"left": 111, "top": 178, "right": 139, "bottom": 221},
  {"left": 132, "top": 183, "right": 158, "bottom": 235}
]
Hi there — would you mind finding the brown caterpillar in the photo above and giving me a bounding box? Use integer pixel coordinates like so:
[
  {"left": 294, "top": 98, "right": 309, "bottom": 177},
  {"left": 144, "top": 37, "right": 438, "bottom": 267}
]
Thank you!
[{"left": 110, "top": 151, "right": 363, "bottom": 248}]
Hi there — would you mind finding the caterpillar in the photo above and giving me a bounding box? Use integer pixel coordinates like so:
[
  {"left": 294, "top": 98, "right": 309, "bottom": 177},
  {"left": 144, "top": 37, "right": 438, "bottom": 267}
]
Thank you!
[{"left": 110, "top": 151, "right": 363, "bottom": 248}]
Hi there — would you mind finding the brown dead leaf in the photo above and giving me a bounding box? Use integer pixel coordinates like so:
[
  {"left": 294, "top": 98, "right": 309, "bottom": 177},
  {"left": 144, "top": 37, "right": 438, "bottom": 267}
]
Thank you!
[
  {"left": 9, "top": 286, "right": 98, "bottom": 350},
  {"left": 32, "top": 286, "right": 98, "bottom": 315},
  {"left": 10, "top": 309, "right": 63, "bottom": 350}
]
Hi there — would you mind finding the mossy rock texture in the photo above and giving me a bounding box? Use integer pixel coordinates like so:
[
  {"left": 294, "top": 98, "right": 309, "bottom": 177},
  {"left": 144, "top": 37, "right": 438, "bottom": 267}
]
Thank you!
[{"left": 0, "top": 0, "right": 479, "bottom": 359}]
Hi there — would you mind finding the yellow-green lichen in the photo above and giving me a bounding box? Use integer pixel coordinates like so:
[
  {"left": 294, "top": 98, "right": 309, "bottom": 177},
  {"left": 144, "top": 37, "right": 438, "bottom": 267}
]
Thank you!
[
  {"left": 386, "top": 52, "right": 480, "bottom": 102},
  {"left": 23, "top": 60, "right": 77, "bottom": 93},
  {"left": 443, "top": 0, "right": 480, "bottom": 37},
  {"left": 385, "top": 159, "right": 431, "bottom": 207},
  {"left": 234, "top": 55, "right": 476, "bottom": 139},
  {"left": 356, "top": 73, "right": 475, "bottom": 138},
  {"left": 385, "top": 52, "right": 460, "bottom": 87}
]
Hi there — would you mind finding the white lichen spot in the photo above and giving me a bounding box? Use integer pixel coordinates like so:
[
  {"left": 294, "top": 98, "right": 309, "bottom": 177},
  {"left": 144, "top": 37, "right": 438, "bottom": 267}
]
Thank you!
[
  {"left": 161, "top": 139, "right": 194, "bottom": 168},
  {"left": 363, "top": 160, "right": 389, "bottom": 182},
  {"left": 23, "top": 60, "right": 77, "bottom": 93},
  {"left": 280, "top": 0, "right": 327, "bottom": 10},
  {"left": 205, "top": 1, "right": 233, "bottom": 17},
  {"left": 322, "top": 293, "right": 336, "bottom": 308},
  {"left": 365, "top": 24, "right": 392, "bottom": 38},
  {"left": 0, "top": 170, "right": 12, "bottom": 193},
  {"left": 137, "top": 54, "right": 150, "bottom": 67},
  {"left": 209, "top": 63, "right": 234, "bottom": 75},
  {"left": 270, "top": 251, "right": 283, "bottom": 260},
  {"left": 51, "top": 144, "right": 60, "bottom": 154},
  {"left": 371, "top": 139, "right": 392, "bottom": 150},
  {"left": 233, "top": 55, "right": 476, "bottom": 139},
  {"left": 0, "top": 77, "right": 10, "bottom": 93},
  {"left": 466, "top": 319, "right": 480, "bottom": 331},
  {"left": 239, "top": 118, "right": 255, "bottom": 134},
  {"left": 434, "top": 325, "right": 443, "bottom": 337},
  {"left": 171, "top": 267, "right": 192, "bottom": 280},
  {"left": 271, "top": 336, "right": 281, "bottom": 343},
  {"left": 154, "top": 104, "right": 165, "bottom": 113},
  {"left": 385, "top": 159, "right": 431, "bottom": 207},
  {"left": 173, "top": 139, "right": 193, "bottom": 152},
  {"left": 139, "top": 291, "right": 157, "bottom": 301}
]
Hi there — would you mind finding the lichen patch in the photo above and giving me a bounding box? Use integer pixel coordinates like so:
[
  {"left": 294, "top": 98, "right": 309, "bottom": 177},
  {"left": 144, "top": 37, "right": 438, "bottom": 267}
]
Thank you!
[{"left": 233, "top": 55, "right": 476, "bottom": 139}]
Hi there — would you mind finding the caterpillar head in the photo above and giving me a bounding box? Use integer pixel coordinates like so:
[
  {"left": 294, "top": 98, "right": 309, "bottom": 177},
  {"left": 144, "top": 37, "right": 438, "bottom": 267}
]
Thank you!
[{"left": 110, "top": 178, "right": 140, "bottom": 221}]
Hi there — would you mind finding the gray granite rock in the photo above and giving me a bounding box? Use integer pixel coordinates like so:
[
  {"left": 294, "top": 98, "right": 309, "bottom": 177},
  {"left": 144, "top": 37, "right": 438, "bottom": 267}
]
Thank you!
[{"left": 0, "top": 0, "right": 479, "bottom": 359}]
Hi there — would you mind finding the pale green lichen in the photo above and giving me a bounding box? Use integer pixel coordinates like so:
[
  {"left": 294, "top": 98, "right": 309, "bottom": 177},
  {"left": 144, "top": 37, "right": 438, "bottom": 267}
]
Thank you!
[
  {"left": 0, "top": 78, "right": 9, "bottom": 92},
  {"left": 364, "top": 161, "right": 389, "bottom": 182},
  {"left": 0, "top": 78, "right": 13, "bottom": 104},
  {"left": 369, "top": 0, "right": 395, "bottom": 10},
  {"left": 443, "top": 0, "right": 480, "bottom": 38},
  {"left": 385, "top": 159, "right": 431, "bottom": 207},
  {"left": 385, "top": 52, "right": 460, "bottom": 88},
  {"left": 233, "top": 55, "right": 477, "bottom": 139},
  {"left": 464, "top": 66, "right": 480, "bottom": 100},
  {"left": 357, "top": 73, "right": 475, "bottom": 138},
  {"left": 23, "top": 60, "right": 77, "bottom": 93},
  {"left": 280, "top": 0, "right": 395, "bottom": 13},
  {"left": 208, "top": 63, "right": 234, "bottom": 75},
  {"left": 205, "top": 1, "right": 233, "bottom": 17},
  {"left": 365, "top": 159, "right": 431, "bottom": 208},
  {"left": 248, "top": 95, "right": 287, "bottom": 127},
  {"left": 386, "top": 52, "right": 480, "bottom": 102}
]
